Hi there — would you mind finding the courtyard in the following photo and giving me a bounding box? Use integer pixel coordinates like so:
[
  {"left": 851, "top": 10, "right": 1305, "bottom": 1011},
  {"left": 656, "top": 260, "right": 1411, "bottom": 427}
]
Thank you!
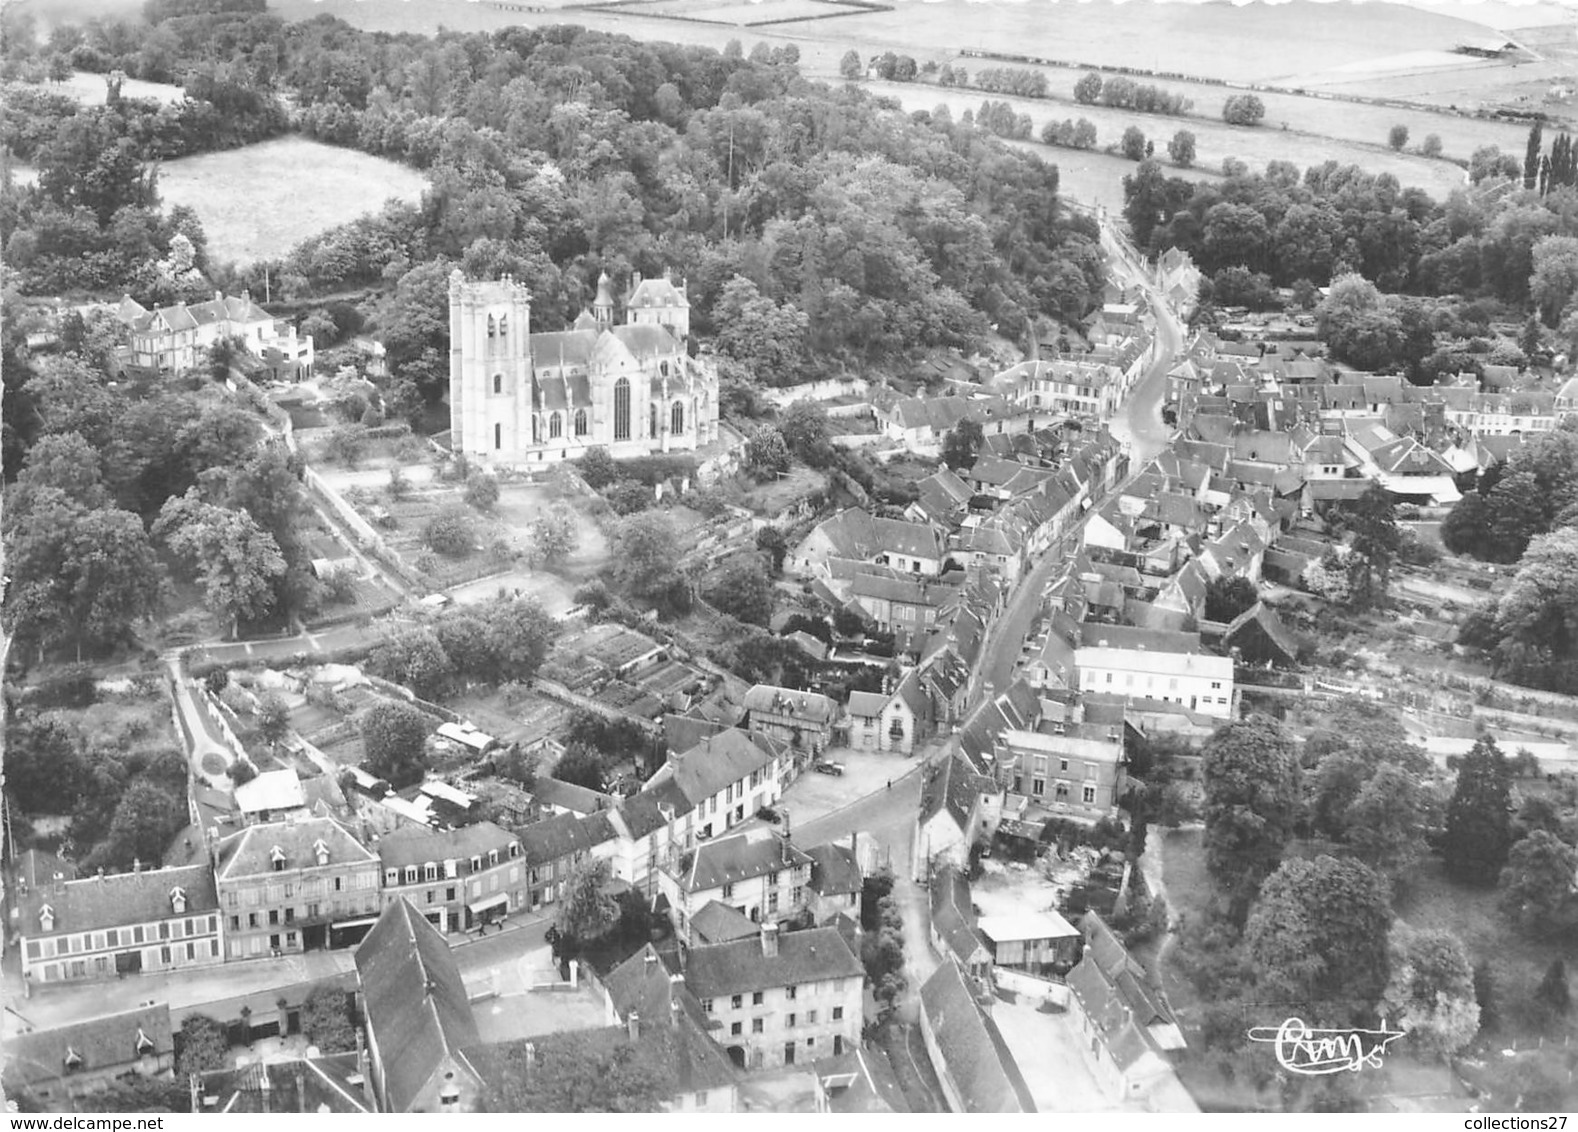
[{"left": 990, "top": 995, "right": 1131, "bottom": 1112}]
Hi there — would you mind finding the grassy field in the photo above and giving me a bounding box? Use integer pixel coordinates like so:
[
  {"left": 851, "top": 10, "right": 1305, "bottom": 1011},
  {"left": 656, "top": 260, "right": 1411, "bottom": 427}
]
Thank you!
[
  {"left": 868, "top": 80, "right": 1469, "bottom": 199},
  {"left": 156, "top": 136, "right": 429, "bottom": 267}
]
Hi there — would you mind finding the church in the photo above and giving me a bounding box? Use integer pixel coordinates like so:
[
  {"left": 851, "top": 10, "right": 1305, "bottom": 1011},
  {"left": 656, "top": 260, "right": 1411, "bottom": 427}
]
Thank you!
[{"left": 447, "top": 269, "right": 719, "bottom": 464}]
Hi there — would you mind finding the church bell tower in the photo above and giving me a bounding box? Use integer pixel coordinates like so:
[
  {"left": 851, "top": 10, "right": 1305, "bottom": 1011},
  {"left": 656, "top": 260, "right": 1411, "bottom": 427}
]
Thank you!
[{"left": 449, "top": 271, "right": 533, "bottom": 461}]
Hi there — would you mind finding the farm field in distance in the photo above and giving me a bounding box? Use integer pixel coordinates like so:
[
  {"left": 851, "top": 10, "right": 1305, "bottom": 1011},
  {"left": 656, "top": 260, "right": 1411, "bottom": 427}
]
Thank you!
[
  {"left": 155, "top": 136, "right": 429, "bottom": 267},
  {"left": 868, "top": 80, "right": 1470, "bottom": 199}
]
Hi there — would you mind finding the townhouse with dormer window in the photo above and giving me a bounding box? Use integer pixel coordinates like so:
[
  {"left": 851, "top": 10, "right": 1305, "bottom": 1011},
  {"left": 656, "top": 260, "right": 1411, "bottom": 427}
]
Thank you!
[
  {"left": 15, "top": 864, "right": 222, "bottom": 986},
  {"left": 214, "top": 817, "right": 381, "bottom": 959},
  {"left": 377, "top": 821, "right": 525, "bottom": 934}
]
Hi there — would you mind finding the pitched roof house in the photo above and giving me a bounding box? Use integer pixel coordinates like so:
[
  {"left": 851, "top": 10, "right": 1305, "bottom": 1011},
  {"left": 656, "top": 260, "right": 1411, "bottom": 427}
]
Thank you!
[
  {"left": 355, "top": 897, "right": 484, "bottom": 1113},
  {"left": 917, "top": 961, "right": 1035, "bottom": 1112}
]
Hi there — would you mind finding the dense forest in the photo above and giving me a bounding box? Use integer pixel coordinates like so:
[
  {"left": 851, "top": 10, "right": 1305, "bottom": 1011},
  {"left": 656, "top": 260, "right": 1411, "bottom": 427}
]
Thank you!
[
  {"left": 1123, "top": 151, "right": 1578, "bottom": 377},
  {"left": 0, "top": 0, "right": 1105, "bottom": 411}
]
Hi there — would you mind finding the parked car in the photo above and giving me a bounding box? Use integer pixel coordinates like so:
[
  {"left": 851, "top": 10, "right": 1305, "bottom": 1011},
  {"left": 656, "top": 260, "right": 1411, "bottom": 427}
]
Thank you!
[{"left": 814, "top": 761, "right": 845, "bottom": 776}]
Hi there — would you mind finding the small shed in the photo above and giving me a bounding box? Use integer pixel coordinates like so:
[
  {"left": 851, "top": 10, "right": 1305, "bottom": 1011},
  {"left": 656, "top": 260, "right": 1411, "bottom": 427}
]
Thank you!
[{"left": 977, "top": 910, "right": 1081, "bottom": 970}]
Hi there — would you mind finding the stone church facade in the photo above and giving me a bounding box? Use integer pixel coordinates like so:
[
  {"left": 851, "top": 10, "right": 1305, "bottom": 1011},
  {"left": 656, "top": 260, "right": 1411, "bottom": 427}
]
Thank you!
[{"left": 447, "top": 269, "right": 719, "bottom": 464}]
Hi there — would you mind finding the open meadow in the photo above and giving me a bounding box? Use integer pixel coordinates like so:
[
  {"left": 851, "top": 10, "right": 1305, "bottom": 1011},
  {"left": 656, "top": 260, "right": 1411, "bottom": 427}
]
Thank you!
[{"left": 155, "top": 135, "right": 429, "bottom": 267}]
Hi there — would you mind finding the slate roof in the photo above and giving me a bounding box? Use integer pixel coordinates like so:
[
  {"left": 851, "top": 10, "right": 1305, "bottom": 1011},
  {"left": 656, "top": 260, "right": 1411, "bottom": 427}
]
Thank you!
[
  {"left": 689, "top": 899, "right": 760, "bottom": 945},
  {"left": 355, "top": 898, "right": 481, "bottom": 1114},
  {"left": 627, "top": 275, "right": 689, "bottom": 310},
  {"left": 215, "top": 817, "right": 375, "bottom": 880},
  {"left": 1224, "top": 602, "right": 1300, "bottom": 664},
  {"left": 846, "top": 690, "right": 888, "bottom": 720},
  {"left": 803, "top": 509, "right": 944, "bottom": 563},
  {"left": 919, "top": 754, "right": 992, "bottom": 833},
  {"left": 918, "top": 962, "right": 1035, "bottom": 1112},
  {"left": 378, "top": 821, "right": 519, "bottom": 871},
  {"left": 683, "top": 925, "right": 863, "bottom": 998},
  {"left": 3, "top": 1004, "right": 171, "bottom": 1085},
  {"left": 662, "top": 712, "right": 728, "bottom": 757},
  {"left": 650, "top": 728, "right": 780, "bottom": 807},
  {"left": 806, "top": 841, "right": 861, "bottom": 897},
  {"left": 614, "top": 789, "right": 681, "bottom": 841},
  {"left": 517, "top": 810, "right": 613, "bottom": 867},
  {"left": 531, "top": 776, "right": 614, "bottom": 815},
  {"left": 930, "top": 866, "right": 990, "bottom": 967},
  {"left": 17, "top": 864, "right": 217, "bottom": 937},
  {"left": 598, "top": 944, "right": 741, "bottom": 1097},
  {"left": 743, "top": 684, "right": 835, "bottom": 725},
  {"left": 196, "top": 1055, "right": 374, "bottom": 1113},
  {"left": 674, "top": 832, "right": 812, "bottom": 893}
]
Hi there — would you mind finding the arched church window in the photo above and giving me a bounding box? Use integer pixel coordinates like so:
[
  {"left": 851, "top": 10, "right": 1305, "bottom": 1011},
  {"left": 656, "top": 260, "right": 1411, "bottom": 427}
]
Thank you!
[
  {"left": 613, "top": 378, "right": 631, "bottom": 441},
  {"left": 650, "top": 402, "right": 659, "bottom": 438},
  {"left": 671, "top": 400, "right": 685, "bottom": 435},
  {"left": 493, "top": 374, "right": 503, "bottom": 395},
  {"left": 494, "top": 423, "right": 502, "bottom": 450},
  {"left": 549, "top": 412, "right": 562, "bottom": 440},
  {"left": 661, "top": 361, "right": 669, "bottom": 378},
  {"left": 532, "top": 414, "right": 541, "bottom": 444},
  {"left": 498, "top": 314, "right": 508, "bottom": 339},
  {"left": 487, "top": 315, "right": 497, "bottom": 339},
  {"left": 574, "top": 409, "right": 588, "bottom": 437}
]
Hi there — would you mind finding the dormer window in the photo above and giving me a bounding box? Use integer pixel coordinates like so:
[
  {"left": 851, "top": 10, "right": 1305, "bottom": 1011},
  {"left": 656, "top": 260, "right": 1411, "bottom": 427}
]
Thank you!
[
  {"left": 508, "top": 842, "right": 520, "bottom": 859},
  {"left": 313, "top": 839, "right": 330, "bottom": 867},
  {"left": 270, "top": 847, "right": 286, "bottom": 872},
  {"left": 171, "top": 887, "right": 187, "bottom": 915},
  {"left": 135, "top": 1028, "right": 155, "bottom": 1056},
  {"left": 470, "top": 855, "right": 482, "bottom": 873},
  {"left": 64, "top": 1047, "right": 83, "bottom": 1072},
  {"left": 39, "top": 905, "right": 54, "bottom": 933}
]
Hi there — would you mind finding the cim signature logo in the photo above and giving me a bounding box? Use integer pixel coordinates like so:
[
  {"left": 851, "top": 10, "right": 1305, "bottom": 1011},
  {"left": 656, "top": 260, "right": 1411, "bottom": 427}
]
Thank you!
[{"left": 1246, "top": 1018, "right": 1407, "bottom": 1076}]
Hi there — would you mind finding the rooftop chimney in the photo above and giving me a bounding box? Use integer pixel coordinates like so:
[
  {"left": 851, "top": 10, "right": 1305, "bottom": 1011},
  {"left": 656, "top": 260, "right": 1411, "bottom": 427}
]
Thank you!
[
  {"left": 761, "top": 921, "right": 779, "bottom": 959},
  {"left": 627, "top": 1011, "right": 640, "bottom": 1042}
]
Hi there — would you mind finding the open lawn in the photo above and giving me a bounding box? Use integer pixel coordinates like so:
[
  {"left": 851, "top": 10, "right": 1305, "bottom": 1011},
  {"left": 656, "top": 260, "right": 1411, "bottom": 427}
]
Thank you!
[
  {"left": 1012, "top": 141, "right": 1219, "bottom": 214},
  {"left": 156, "top": 136, "right": 429, "bottom": 267},
  {"left": 736, "top": 462, "right": 829, "bottom": 515},
  {"left": 29, "top": 71, "right": 187, "bottom": 105},
  {"left": 624, "top": 0, "right": 854, "bottom": 25}
]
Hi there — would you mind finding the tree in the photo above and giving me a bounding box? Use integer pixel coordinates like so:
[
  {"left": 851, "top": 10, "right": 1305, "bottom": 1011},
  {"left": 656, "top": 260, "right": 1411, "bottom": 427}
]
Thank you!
[
  {"left": 743, "top": 424, "right": 790, "bottom": 481},
  {"left": 176, "top": 1015, "right": 229, "bottom": 1078},
  {"left": 367, "top": 626, "right": 453, "bottom": 700},
  {"left": 98, "top": 780, "right": 186, "bottom": 871},
  {"left": 530, "top": 501, "right": 578, "bottom": 565},
  {"left": 557, "top": 858, "right": 620, "bottom": 945},
  {"left": 1332, "top": 484, "right": 1400, "bottom": 607},
  {"left": 1442, "top": 735, "right": 1513, "bottom": 884},
  {"left": 604, "top": 479, "right": 651, "bottom": 516},
  {"left": 612, "top": 512, "right": 681, "bottom": 603},
  {"left": 154, "top": 490, "right": 286, "bottom": 638},
  {"left": 486, "top": 597, "right": 558, "bottom": 683},
  {"left": 1536, "top": 959, "right": 1571, "bottom": 1026},
  {"left": 1530, "top": 235, "right": 1578, "bottom": 326},
  {"left": 464, "top": 472, "right": 501, "bottom": 512},
  {"left": 256, "top": 693, "right": 290, "bottom": 743},
  {"left": 1245, "top": 855, "right": 1393, "bottom": 1020},
  {"left": 300, "top": 984, "right": 356, "bottom": 1053},
  {"left": 1421, "top": 133, "right": 1443, "bottom": 158},
  {"left": 705, "top": 558, "right": 774, "bottom": 626},
  {"left": 1120, "top": 125, "right": 1146, "bottom": 162},
  {"left": 1202, "top": 718, "right": 1303, "bottom": 915},
  {"left": 839, "top": 49, "right": 862, "bottom": 79},
  {"left": 1473, "top": 960, "right": 1500, "bottom": 1033},
  {"left": 423, "top": 505, "right": 476, "bottom": 556},
  {"left": 1524, "top": 120, "right": 1544, "bottom": 190},
  {"left": 1388, "top": 124, "right": 1410, "bottom": 151},
  {"left": 1346, "top": 763, "right": 1441, "bottom": 875},
  {"left": 359, "top": 700, "right": 431, "bottom": 788},
  {"left": 486, "top": 1029, "right": 673, "bottom": 1112},
  {"left": 1380, "top": 925, "right": 1479, "bottom": 1056},
  {"left": 941, "top": 417, "right": 984, "bottom": 470},
  {"left": 1500, "top": 830, "right": 1577, "bottom": 938},
  {"left": 553, "top": 743, "right": 607, "bottom": 792},
  {"left": 1441, "top": 492, "right": 1496, "bottom": 560},
  {"left": 1204, "top": 575, "right": 1257, "bottom": 623},
  {"left": 579, "top": 446, "right": 617, "bottom": 489},
  {"left": 1222, "top": 94, "right": 1265, "bottom": 126},
  {"left": 755, "top": 526, "right": 787, "bottom": 575},
  {"left": 1073, "top": 71, "right": 1102, "bottom": 104},
  {"left": 778, "top": 401, "right": 831, "bottom": 462},
  {"left": 1167, "top": 129, "right": 1196, "bottom": 169}
]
